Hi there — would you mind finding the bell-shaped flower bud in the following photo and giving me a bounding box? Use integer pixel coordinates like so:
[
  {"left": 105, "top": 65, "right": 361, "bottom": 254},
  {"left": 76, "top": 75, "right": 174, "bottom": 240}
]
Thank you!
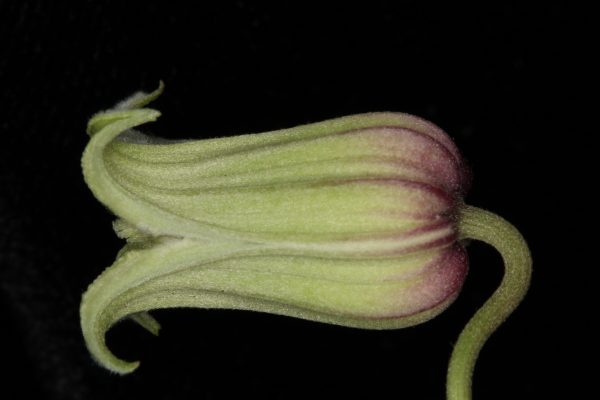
[{"left": 80, "top": 84, "right": 531, "bottom": 400}]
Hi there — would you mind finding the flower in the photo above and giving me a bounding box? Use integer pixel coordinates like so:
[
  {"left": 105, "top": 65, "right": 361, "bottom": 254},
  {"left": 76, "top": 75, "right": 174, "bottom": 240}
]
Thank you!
[{"left": 80, "top": 84, "right": 531, "bottom": 400}]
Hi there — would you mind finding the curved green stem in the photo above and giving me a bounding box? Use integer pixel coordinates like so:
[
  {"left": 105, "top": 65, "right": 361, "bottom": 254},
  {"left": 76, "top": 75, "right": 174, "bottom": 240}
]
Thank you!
[{"left": 447, "top": 205, "right": 532, "bottom": 400}]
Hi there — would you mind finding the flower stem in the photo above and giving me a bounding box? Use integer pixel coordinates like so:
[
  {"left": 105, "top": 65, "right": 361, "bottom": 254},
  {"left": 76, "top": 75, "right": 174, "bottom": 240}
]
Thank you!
[{"left": 447, "top": 205, "right": 532, "bottom": 400}]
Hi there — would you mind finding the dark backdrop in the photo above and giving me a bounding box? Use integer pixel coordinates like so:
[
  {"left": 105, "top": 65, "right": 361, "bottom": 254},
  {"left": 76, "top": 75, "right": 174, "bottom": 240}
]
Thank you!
[{"left": 0, "top": 2, "right": 590, "bottom": 399}]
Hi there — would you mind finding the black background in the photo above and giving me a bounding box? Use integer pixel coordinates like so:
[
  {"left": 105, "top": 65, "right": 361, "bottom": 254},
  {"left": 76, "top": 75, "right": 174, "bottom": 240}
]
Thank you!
[{"left": 0, "top": 2, "right": 591, "bottom": 399}]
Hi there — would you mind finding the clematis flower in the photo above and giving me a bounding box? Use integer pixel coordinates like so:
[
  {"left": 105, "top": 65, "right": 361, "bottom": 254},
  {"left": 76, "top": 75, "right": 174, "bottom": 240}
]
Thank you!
[{"left": 80, "top": 83, "right": 531, "bottom": 400}]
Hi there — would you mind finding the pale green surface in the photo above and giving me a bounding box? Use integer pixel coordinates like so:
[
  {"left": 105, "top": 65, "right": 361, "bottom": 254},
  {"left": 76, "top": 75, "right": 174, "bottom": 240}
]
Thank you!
[
  {"left": 447, "top": 206, "right": 532, "bottom": 400},
  {"left": 83, "top": 85, "right": 458, "bottom": 247},
  {"left": 80, "top": 85, "right": 464, "bottom": 374},
  {"left": 81, "top": 85, "right": 532, "bottom": 400},
  {"left": 80, "top": 238, "right": 459, "bottom": 373}
]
